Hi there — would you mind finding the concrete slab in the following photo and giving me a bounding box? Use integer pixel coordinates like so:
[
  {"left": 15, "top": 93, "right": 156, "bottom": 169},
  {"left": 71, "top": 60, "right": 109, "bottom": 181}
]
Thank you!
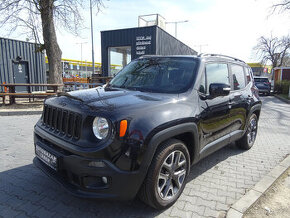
[
  {"left": 268, "top": 165, "right": 288, "bottom": 179},
  {"left": 279, "top": 155, "right": 290, "bottom": 168},
  {"left": 231, "top": 190, "right": 262, "bottom": 213},
  {"left": 226, "top": 208, "right": 243, "bottom": 218},
  {"left": 252, "top": 175, "right": 276, "bottom": 193}
]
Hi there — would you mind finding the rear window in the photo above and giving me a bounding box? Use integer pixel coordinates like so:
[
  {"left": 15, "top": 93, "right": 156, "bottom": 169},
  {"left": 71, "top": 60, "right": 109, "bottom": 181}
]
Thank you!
[
  {"left": 230, "top": 64, "right": 246, "bottom": 90},
  {"left": 244, "top": 67, "right": 252, "bottom": 84},
  {"left": 254, "top": 78, "right": 269, "bottom": 83}
]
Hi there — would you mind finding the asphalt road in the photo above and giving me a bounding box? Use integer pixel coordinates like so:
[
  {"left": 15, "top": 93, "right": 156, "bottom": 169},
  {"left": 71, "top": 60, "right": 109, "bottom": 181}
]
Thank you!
[{"left": 1, "top": 96, "right": 290, "bottom": 218}]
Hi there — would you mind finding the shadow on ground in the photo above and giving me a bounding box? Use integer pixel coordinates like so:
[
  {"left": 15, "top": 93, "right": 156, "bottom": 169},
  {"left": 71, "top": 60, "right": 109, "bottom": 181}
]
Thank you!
[{"left": 0, "top": 143, "right": 244, "bottom": 217}]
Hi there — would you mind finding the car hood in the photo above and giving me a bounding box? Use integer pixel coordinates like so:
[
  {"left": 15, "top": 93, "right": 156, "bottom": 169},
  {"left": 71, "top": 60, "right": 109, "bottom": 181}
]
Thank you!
[{"left": 64, "top": 87, "right": 177, "bottom": 111}]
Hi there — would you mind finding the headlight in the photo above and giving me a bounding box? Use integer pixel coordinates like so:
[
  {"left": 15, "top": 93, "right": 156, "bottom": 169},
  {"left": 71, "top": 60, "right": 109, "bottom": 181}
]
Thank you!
[{"left": 92, "top": 117, "right": 109, "bottom": 139}]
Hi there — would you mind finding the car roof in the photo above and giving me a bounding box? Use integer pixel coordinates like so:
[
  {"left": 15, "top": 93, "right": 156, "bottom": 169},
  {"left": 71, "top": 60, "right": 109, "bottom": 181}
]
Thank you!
[
  {"left": 254, "top": 77, "right": 269, "bottom": 79},
  {"left": 140, "top": 54, "right": 248, "bottom": 66}
]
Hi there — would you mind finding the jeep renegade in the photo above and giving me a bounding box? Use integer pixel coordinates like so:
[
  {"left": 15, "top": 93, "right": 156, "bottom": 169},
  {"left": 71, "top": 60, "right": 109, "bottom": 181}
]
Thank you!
[{"left": 34, "top": 54, "right": 262, "bottom": 209}]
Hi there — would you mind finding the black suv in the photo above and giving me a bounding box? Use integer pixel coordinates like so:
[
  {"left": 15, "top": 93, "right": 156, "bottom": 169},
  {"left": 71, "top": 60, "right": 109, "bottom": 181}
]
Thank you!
[
  {"left": 34, "top": 54, "right": 262, "bottom": 209},
  {"left": 254, "top": 77, "right": 271, "bottom": 95}
]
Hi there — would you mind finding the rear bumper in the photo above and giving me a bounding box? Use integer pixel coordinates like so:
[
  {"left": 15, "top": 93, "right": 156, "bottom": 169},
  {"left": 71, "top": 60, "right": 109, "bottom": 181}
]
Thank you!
[
  {"left": 257, "top": 87, "right": 270, "bottom": 93},
  {"left": 33, "top": 127, "right": 145, "bottom": 200}
]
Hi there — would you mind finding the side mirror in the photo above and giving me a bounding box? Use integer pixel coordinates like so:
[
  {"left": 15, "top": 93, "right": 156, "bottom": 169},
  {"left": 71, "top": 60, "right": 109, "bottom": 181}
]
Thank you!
[{"left": 209, "top": 83, "right": 231, "bottom": 98}]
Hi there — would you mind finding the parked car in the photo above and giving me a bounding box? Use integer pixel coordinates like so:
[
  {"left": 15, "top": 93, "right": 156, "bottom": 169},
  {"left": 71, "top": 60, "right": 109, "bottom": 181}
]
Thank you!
[
  {"left": 254, "top": 77, "right": 271, "bottom": 95},
  {"left": 33, "top": 54, "right": 262, "bottom": 209}
]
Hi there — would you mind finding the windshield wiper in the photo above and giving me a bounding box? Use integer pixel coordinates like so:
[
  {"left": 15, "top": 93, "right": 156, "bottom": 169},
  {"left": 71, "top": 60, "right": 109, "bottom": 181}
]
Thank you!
[{"left": 105, "top": 84, "right": 123, "bottom": 91}]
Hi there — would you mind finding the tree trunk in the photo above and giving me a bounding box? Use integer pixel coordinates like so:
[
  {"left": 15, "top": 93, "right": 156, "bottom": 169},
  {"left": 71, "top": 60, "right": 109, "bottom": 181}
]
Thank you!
[{"left": 39, "top": 0, "right": 63, "bottom": 89}]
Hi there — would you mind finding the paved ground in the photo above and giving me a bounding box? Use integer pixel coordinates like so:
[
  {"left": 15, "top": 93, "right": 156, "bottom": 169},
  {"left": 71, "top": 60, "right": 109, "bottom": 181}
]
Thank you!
[{"left": 1, "top": 96, "right": 290, "bottom": 218}]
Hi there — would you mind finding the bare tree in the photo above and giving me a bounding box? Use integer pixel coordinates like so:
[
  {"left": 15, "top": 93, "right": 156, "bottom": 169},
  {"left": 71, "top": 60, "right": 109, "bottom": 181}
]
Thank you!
[
  {"left": 0, "top": 0, "right": 103, "bottom": 87},
  {"left": 272, "top": 0, "right": 290, "bottom": 13},
  {"left": 254, "top": 35, "right": 290, "bottom": 69}
]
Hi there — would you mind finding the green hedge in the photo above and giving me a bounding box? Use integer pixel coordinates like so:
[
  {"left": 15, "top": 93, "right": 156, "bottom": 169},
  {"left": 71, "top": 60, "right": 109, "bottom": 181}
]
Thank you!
[{"left": 274, "top": 80, "right": 290, "bottom": 94}]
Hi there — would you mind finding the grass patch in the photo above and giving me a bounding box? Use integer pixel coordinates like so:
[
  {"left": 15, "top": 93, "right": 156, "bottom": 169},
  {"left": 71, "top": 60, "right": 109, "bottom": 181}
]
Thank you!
[{"left": 278, "top": 94, "right": 290, "bottom": 100}]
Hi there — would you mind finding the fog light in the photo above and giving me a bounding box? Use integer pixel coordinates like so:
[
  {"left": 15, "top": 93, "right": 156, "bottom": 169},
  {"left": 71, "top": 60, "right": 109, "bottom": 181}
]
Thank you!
[
  {"left": 88, "top": 161, "right": 105, "bottom": 168},
  {"left": 102, "top": 176, "right": 108, "bottom": 184}
]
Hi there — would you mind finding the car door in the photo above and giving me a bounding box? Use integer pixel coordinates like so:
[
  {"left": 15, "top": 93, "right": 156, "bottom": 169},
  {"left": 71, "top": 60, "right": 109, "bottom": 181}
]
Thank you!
[
  {"left": 228, "top": 64, "right": 248, "bottom": 140},
  {"left": 198, "top": 62, "right": 232, "bottom": 157}
]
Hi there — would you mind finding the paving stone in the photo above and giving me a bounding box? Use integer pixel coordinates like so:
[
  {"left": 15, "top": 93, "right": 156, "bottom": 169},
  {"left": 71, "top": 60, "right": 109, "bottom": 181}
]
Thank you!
[
  {"left": 0, "top": 207, "right": 22, "bottom": 218},
  {"left": 204, "top": 207, "right": 219, "bottom": 217},
  {"left": 184, "top": 202, "right": 205, "bottom": 216},
  {"left": 31, "top": 206, "right": 57, "bottom": 218},
  {"left": 170, "top": 206, "right": 192, "bottom": 218},
  {"left": 0, "top": 96, "right": 290, "bottom": 217}
]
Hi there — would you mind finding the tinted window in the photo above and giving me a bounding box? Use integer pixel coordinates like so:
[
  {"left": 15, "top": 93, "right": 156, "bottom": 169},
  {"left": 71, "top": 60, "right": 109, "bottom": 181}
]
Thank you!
[
  {"left": 254, "top": 78, "right": 269, "bottom": 83},
  {"left": 108, "top": 57, "right": 198, "bottom": 93},
  {"left": 244, "top": 67, "right": 252, "bottom": 84},
  {"left": 231, "top": 65, "right": 246, "bottom": 90},
  {"left": 199, "top": 71, "right": 206, "bottom": 94},
  {"left": 205, "top": 63, "right": 230, "bottom": 94}
]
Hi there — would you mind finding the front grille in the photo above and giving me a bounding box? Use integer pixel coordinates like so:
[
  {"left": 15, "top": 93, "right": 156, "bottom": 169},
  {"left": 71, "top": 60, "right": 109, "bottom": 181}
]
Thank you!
[{"left": 42, "top": 105, "right": 82, "bottom": 139}]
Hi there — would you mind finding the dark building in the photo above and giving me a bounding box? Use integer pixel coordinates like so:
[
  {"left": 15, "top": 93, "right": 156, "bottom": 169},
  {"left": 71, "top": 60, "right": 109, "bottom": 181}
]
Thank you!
[
  {"left": 101, "top": 25, "right": 197, "bottom": 76},
  {"left": 0, "top": 37, "right": 46, "bottom": 92}
]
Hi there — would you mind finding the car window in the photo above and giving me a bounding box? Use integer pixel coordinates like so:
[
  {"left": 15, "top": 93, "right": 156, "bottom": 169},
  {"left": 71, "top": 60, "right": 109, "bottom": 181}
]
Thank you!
[
  {"left": 254, "top": 78, "right": 269, "bottom": 83},
  {"left": 199, "top": 71, "right": 206, "bottom": 94},
  {"left": 230, "top": 64, "right": 246, "bottom": 90},
  {"left": 205, "top": 63, "right": 230, "bottom": 94},
  {"left": 109, "top": 57, "right": 198, "bottom": 94},
  {"left": 244, "top": 67, "right": 252, "bottom": 84}
]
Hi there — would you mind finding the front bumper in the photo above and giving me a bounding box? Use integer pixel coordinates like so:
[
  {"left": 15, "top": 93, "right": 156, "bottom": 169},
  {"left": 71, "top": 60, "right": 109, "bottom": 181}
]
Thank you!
[{"left": 33, "top": 126, "right": 145, "bottom": 200}]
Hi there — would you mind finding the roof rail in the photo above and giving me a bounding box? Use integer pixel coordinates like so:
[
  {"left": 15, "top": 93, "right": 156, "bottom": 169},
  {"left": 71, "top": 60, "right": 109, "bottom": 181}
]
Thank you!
[{"left": 198, "top": 53, "right": 245, "bottom": 63}]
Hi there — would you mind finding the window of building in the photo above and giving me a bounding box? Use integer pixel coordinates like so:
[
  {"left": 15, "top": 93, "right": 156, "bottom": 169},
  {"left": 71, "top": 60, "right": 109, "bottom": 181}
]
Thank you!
[{"left": 108, "top": 46, "right": 131, "bottom": 77}]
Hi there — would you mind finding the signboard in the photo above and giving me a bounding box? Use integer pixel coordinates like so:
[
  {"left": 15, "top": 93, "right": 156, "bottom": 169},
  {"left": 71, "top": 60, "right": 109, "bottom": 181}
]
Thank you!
[{"left": 135, "top": 35, "right": 152, "bottom": 56}]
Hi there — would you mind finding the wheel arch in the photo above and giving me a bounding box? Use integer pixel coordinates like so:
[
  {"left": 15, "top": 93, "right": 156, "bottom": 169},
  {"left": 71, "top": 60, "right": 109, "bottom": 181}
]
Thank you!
[{"left": 141, "top": 122, "right": 200, "bottom": 175}]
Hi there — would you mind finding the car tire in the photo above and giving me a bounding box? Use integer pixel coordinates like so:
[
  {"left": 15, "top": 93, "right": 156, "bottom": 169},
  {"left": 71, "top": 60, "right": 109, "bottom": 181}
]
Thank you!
[
  {"left": 236, "top": 114, "right": 258, "bottom": 150},
  {"left": 138, "top": 139, "right": 190, "bottom": 209}
]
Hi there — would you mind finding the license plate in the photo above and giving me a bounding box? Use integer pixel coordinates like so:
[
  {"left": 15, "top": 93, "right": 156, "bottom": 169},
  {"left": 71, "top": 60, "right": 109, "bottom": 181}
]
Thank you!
[{"left": 35, "top": 144, "right": 58, "bottom": 171}]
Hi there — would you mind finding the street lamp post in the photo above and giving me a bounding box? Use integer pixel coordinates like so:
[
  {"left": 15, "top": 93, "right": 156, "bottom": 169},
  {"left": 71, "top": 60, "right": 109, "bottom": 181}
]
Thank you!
[
  {"left": 165, "top": 20, "right": 188, "bottom": 38},
  {"left": 76, "top": 42, "right": 88, "bottom": 67},
  {"left": 90, "top": 0, "right": 95, "bottom": 75},
  {"left": 193, "top": 44, "right": 208, "bottom": 54}
]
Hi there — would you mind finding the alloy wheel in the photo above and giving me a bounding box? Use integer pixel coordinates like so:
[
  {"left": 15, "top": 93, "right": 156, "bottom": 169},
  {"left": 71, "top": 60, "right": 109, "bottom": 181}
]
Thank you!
[
  {"left": 247, "top": 117, "right": 257, "bottom": 145},
  {"left": 157, "top": 150, "right": 187, "bottom": 200}
]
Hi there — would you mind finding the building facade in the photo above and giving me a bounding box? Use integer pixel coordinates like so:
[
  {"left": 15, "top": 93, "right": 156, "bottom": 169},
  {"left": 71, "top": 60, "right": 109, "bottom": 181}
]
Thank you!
[
  {"left": 0, "top": 37, "right": 46, "bottom": 92},
  {"left": 101, "top": 25, "right": 197, "bottom": 76}
]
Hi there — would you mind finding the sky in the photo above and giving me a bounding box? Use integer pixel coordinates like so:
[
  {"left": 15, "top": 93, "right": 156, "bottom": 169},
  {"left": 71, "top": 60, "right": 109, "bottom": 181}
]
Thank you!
[{"left": 3, "top": 0, "right": 290, "bottom": 63}]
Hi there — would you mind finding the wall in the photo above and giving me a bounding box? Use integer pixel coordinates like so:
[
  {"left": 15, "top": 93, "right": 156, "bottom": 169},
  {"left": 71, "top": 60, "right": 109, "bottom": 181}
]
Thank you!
[
  {"left": 156, "top": 27, "right": 197, "bottom": 56},
  {"left": 101, "top": 25, "right": 197, "bottom": 76},
  {"left": 101, "top": 26, "right": 156, "bottom": 76},
  {"left": 282, "top": 69, "right": 290, "bottom": 80},
  {"left": 0, "top": 37, "right": 46, "bottom": 91}
]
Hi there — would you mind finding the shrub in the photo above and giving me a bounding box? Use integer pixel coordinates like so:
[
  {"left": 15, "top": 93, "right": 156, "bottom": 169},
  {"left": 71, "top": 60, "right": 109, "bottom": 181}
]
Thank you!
[{"left": 274, "top": 80, "right": 290, "bottom": 94}]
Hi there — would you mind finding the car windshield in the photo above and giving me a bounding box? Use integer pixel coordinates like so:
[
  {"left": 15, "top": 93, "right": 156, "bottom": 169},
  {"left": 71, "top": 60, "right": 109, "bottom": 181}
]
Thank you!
[
  {"left": 107, "top": 57, "right": 199, "bottom": 93},
  {"left": 254, "top": 78, "right": 269, "bottom": 83}
]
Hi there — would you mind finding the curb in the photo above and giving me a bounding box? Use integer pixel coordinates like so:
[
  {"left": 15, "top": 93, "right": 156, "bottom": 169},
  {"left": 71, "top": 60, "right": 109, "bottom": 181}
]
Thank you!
[
  {"left": 0, "top": 110, "right": 42, "bottom": 116},
  {"left": 227, "top": 155, "right": 290, "bottom": 218},
  {"left": 274, "top": 94, "right": 290, "bottom": 104}
]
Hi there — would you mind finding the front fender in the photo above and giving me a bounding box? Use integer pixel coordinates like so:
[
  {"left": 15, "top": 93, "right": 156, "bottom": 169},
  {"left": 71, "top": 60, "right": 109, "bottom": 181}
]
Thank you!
[{"left": 139, "top": 122, "right": 200, "bottom": 177}]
